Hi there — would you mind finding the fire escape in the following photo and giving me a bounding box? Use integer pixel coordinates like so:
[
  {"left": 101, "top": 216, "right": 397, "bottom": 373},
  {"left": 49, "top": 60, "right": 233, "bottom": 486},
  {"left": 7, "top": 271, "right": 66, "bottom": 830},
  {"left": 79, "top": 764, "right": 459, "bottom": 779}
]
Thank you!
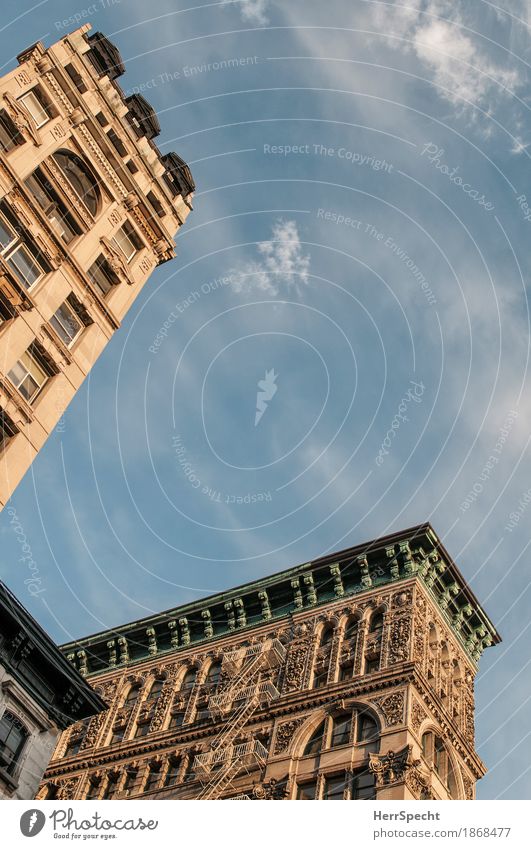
[{"left": 193, "top": 638, "right": 286, "bottom": 799}]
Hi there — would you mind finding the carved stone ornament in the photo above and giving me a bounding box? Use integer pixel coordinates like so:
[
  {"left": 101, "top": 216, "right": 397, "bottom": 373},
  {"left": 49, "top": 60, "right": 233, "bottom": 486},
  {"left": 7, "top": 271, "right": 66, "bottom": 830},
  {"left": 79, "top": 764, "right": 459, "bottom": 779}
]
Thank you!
[
  {"left": 56, "top": 776, "right": 80, "bottom": 800},
  {"left": 462, "top": 773, "right": 474, "bottom": 800},
  {"left": 372, "top": 692, "right": 405, "bottom": 726},
  {"left": 282, "top": 640, "right": 311, "bottom": 692},
  {"left": 2, "top": 91, "right": 41, "bottom": 145},
  {"left": 388, "top": 615, "right": 411, "bottom": 664},
  {"left": 100, "top": 236, "right": 133, "bottom": 284},
  {"left": 273, "top": 718, "right": 305, "bottom": 754},
  {"left": 404, "top": 766, "right": 433, "bottom": 799},
  {"left": 369, "top": 745, "right": 420, "bottom": 787},
  {"left": 411, "top": 699, "right": 428, "bottom": 734},
  {"left": 252, "top": 778, "right": 290, "bottom": 799}
]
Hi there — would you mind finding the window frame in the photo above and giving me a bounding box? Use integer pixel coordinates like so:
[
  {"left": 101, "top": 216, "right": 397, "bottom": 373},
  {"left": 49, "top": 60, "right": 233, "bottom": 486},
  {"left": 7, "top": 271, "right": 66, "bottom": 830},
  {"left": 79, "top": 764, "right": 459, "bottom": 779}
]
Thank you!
[
  {"left": 50, "top": 299, "right": 83, "bottom": 347},
  {"left": 7, "top": 347, "right": 52, "bottom": 403},
  {"left": 0, "top": 406, "right": 18, "bottom": 452},
  {"left": 52, "top": 150, "right": 101, "bottom": 217},
  {"left": 111, "top": 220, "right": 143, "bottom": 263},
  {"left": 0, "top": 710, "right": 28, "bottom": 776},
  {"left": 87, "top": 254, "right": 120, "bottom": 298},
  {"left": 18, "top": 88, "right": 51, "bottom": 129}
]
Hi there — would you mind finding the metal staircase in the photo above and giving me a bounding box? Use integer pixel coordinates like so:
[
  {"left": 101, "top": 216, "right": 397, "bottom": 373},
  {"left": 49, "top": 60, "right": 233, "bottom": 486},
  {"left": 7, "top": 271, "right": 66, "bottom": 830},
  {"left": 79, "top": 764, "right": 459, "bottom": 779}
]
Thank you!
[{"left": 193, "top": 638, "right": 285, "bottom": 799}]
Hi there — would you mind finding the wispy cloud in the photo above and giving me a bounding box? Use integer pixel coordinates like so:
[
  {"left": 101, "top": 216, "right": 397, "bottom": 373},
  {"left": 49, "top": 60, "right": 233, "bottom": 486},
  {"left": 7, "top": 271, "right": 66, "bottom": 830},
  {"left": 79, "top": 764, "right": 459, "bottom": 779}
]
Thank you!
[
  {"left": 225, "top": 0, "right": 270, "bottom": 25},
  {"left": 369, "top": 0, "right": 521, "bottom": 115},
  {"left": 231, "top": 219, "right": 310, "bottom": 295}
]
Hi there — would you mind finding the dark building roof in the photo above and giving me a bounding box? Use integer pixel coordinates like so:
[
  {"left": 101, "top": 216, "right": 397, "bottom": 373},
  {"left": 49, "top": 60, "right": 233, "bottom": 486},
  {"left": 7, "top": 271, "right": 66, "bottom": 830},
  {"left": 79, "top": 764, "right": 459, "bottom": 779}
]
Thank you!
[
  {"left": 86, "top": 32, "right": 125, "bottom": 81},
  {"left": 0, "top": 581, "right": 106, "bottom": 729},
  {"left": 125, "top": 94, "right": 161, "bottom": 140},
  {"left": 60, "top": 524, "right": 501, "bottom": 678}
]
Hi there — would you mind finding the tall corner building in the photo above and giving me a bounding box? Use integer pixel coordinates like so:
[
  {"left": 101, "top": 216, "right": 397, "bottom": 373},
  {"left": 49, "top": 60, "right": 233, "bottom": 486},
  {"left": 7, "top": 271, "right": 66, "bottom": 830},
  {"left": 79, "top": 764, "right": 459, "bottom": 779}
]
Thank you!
[
  {"left": 39, "top": 524, "right": 500, "bottom": 801},
  {"left": 0, "top": 26, "right": 194, "bottom": 509}
]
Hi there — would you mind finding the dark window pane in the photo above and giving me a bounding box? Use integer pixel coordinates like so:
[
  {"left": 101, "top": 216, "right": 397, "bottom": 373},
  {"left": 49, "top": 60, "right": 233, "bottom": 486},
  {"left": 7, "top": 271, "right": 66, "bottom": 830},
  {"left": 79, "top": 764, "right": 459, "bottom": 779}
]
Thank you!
[
  {"left": 296, "top": 781, "right": 317, "bottom": 800},
  {"left": 331, "top": 715, "right": 351, "bottom": 748},
  {"left": 323, "top": 774, "right": 346, "bottom": 800},
  {"left": 303, "top": 721, "right": 325, "bottom": 756}
]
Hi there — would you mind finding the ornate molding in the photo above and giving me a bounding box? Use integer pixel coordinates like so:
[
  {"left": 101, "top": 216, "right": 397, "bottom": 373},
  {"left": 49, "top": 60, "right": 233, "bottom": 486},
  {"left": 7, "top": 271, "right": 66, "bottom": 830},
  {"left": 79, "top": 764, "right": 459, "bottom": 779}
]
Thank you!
[
  {"left": 371, "top": 691, "right": 405, "bottom": 726},
  {"left": 273, "top": 718, "right": 305, "bottom": 755}
]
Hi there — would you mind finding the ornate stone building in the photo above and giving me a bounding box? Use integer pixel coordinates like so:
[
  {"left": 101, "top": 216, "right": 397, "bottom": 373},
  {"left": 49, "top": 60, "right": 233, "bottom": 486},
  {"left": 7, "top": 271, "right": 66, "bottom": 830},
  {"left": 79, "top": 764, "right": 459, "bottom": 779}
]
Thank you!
[
  {"left": 0, "top": 579, "right": 105, "bottom": 800},
  {"left": 39, "top": 524, "right": 499, "bottom": 801},
  {"left": 0, "top": 26, "right": 193, "bottom": 508}
]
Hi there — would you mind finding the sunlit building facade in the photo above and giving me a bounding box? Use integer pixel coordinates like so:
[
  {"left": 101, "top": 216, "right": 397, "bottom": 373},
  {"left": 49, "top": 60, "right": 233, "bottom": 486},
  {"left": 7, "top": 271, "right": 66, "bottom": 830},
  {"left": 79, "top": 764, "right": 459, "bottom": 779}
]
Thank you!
[
  {"left": 0, "top": 26, "right": 194, "bottom": 508},
  {"left": 39, "top": 524, "right": 499, "bottom": 801}
]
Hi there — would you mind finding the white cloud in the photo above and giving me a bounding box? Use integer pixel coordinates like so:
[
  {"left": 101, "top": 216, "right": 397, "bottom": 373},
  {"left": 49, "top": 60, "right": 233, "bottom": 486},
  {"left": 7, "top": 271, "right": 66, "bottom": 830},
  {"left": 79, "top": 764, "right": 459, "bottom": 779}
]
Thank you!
[
  {"left": 366, "top": 0, "right": 521, "bottom": 114},
  {"left": 413, "top": 18, "right": 519, "bottom": 110},
  {"left": 231, "top": 219, "right": 310, "bottom": 295},
  {"left": 226, "top": 0, "right": 270, "bottom": 25}
]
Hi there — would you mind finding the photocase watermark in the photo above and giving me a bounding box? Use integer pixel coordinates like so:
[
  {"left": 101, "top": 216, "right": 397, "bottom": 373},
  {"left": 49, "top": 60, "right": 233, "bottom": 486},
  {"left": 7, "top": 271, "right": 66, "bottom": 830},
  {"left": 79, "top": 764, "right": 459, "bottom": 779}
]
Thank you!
[
  {"left": 149, "top": 274, "right": 236, "bottom": 354},
  {"left": 7, "top": 506, "right": 44, "bottom": 597},
  {"left": 317, "top": 210, "right": 436, "bottom": 306},
  {"left": 264, "top": 143, "right": 393, "bottom": 172},
  {"left": 54, "top": 0, "right": 120, "bottom": 31},
  {"left": 375, "top": 380, "right": 426, "bottom": 466},
  {"left": 125, "top": 56, "right": 260, "bottom": 95},
  {"left": 504, "top": 487, "right": 531, "bottom": 534},
  {"left": 460, "top": 410, "right": 518, "bottom": 512},
  {"left": 171, "top": 436, "right": 272, "bottom": 503},
  {"left": 255, "top": 368, "right": 278, "bottom": 426},
  {"left": 420, "top": 144, "right": 495, "bottom": 212}
]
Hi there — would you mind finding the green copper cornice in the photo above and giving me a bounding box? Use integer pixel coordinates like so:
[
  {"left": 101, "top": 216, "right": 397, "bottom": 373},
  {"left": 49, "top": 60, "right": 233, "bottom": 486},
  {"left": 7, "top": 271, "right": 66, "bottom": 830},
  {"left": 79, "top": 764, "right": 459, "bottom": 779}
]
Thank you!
[{"left": 61, "top": 524, "right": 500, "bottom": 676}]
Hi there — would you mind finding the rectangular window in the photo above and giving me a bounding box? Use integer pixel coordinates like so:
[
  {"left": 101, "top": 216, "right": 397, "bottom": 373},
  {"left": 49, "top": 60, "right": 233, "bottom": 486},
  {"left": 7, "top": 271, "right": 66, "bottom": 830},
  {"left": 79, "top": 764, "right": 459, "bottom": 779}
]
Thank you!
[
  {"left": 134, "top": 722, "right": 150, "bottom": 739},
  {"left": 164, "top": 759, "right": 180, "bottom": 787},
  {"left": 110, "top": 727, "right": 125, "bottom": 745},
  {"left": 143, "top": 766, "right": 161, "bottom": 792},
  {"left": 123, "top": 768, "right": 138, "bottom": 792},
  {"left": 331, "top": 716, "right": 351, "bottom": 748},
  {"left": 18, "top": 89, "right": 50, "bottom": 128},
  {"left": 50, "top": 299, "right": 83, "bottom": 347},
  {"left": 0, "top": 109, "right": 23, "bottom": 152},
  {"left": 112, "top": 221, "right": 142, "bottom": 262},
  {"left": 169, "top": 711, "right": 184, "bottom": 729},
  {"left": 87, "top": 254, "right": 120, "bottom": 297},
  {"left": 0, "top": 201, "right": 47, "bottom": 290},
  {"left": 7, "top": 348, "right": 50, "bottom": 402},
  {"left": 0, "top": 407, "right": 18, "bottom": 451},
  {"left": 102, "top": 775, "right": 118, "bottom": 799},
  {"left": 85, "top": 780, "right": 100, "bottom": 800},
  {"left": 351, "top": 768, "right": 376, "bottom": 800},
  {"left": 296, "top": 781, "right": 317, "bottom": 800},
  {"left": 323, "top": 774, "right": 346, "bottom": 800}
]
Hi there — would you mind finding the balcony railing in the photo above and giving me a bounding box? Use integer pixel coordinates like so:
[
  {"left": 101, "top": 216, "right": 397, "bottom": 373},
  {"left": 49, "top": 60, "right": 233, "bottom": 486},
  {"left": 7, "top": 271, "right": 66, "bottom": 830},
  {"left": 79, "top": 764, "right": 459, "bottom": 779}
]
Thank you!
[
  {"left": 194, "top": 739, "right": 268, "bottom": 777},
  {"left": 209, "top": 680, "right": 280, "bottom": 716},
  {"left": 222, "top": 639, "right": 286, "bottom": 674}
]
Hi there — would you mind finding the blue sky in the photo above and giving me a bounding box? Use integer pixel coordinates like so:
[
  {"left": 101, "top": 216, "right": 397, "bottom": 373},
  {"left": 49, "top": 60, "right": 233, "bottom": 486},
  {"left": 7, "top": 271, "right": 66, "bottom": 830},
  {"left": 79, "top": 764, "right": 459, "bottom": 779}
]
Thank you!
[{"left": 1, "top": 0, "right": 531, "bottom": 798}]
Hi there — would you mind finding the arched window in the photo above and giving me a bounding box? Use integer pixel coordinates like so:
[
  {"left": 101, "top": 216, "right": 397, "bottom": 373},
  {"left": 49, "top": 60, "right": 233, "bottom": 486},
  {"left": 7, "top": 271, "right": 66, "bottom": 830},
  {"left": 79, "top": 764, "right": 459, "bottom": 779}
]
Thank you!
[
  {"left": 0, "top": 711, "right": 28, "bottom": 775},
  {"left": 301, "top": 709, "right": 380, "bottom": 757},
  {"left": 369, "top": 611, "right": 384, "bottom": 632},
  {"left": 181, "top": 668, "right": 197, "bottom": 691},
  {"left": 320, "top": 625, "right": 334, "bottom": 646},
  {"left": 422, "top": 731, "right": 458, "bottom": 798},
  {"left": 356, "top": 712, "right": 378, "bottom": 744},
  {"left": 53, "top": 151, "right": 100, "bottom": 216},
  {"left": 147, "top": 679, "right": 164, "bottom": 700},
  {"left": 205, "top": 661, "right": 222, "bottom": 687},
  {"left": 124, "top": 683, "right": 141, "bottom": 705},
  {"left": 303, "top": 721, "right": 326, "bottom": 756},
  {"left": 364, "top": 611, "right": 384, "bottom": 674},
  {"left": 344, "top": 617, "right": 358, "bottom": 640}
]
